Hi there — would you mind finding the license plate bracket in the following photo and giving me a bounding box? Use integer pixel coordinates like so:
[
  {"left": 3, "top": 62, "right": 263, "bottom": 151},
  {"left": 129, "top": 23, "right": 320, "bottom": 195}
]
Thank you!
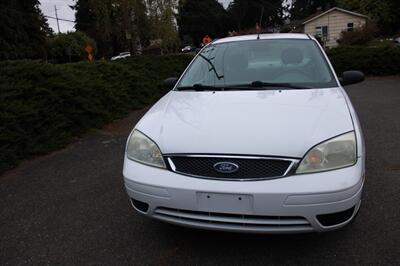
[{"left": 196, "top": 192, "right": 253, "bottom": 214}]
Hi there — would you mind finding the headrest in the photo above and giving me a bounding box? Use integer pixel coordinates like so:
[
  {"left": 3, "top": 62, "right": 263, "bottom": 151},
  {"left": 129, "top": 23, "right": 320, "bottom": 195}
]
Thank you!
[{"left": 281, "top": 48, "right": 303, "bottom": 65}]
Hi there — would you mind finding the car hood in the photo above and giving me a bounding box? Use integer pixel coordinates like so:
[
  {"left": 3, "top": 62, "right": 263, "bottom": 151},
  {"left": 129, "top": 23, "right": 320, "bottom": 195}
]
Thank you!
[{"left": 136, "top": 88, "right": 354, "bottom": 158}]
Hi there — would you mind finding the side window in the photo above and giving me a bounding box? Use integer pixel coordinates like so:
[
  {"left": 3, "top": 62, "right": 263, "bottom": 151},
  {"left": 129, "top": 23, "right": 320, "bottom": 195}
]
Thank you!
[
  {"left": 315, "top": 26, "right": 322, "bottom": 37},
  {"left": 347, "top": 23, "right": 354, "bottom": 32},
  {"left": 322, "top": 26, "right": 328, "bottom": 40},
  {"left": 315, "top": 26, "right": 328, "bottom": 40}
]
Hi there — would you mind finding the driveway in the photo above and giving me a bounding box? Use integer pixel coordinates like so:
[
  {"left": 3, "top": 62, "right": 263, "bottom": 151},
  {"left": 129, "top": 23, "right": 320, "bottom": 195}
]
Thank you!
[{"left": 1, "top": 78, "right": 399, "bottom": 265}]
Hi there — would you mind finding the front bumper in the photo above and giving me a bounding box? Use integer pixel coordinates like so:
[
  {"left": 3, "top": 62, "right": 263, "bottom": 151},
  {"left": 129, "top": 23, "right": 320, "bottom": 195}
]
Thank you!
[{"left": 123, "top": 158, "right": 364, "bottom": 233}]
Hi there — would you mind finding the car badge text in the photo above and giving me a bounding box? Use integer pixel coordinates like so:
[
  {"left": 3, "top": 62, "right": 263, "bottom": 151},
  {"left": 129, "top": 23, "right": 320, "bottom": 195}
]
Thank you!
[{"left": 213, "top": 162, "right": 239, "bottom": 173}]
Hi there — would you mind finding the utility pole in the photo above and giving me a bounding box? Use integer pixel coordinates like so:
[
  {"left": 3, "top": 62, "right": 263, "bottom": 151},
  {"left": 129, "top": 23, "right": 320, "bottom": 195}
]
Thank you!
[{"left": 54, "top": 5, "right": 61, "bottom": 34}]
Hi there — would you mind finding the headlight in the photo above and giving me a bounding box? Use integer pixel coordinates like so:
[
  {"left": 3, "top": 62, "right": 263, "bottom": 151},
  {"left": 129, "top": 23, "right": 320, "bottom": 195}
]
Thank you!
[
  {"left": 126, "top": 130, "right": 166, "bottom": 168},
  {"left": 296, "top": 132, "right": 357, "bottom": 174}
]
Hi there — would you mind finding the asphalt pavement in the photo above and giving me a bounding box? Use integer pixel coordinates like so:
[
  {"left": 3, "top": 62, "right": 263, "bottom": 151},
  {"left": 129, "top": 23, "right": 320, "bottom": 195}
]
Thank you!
[{"left": 1, "top": 78, "right": 400, "bottom": 265}]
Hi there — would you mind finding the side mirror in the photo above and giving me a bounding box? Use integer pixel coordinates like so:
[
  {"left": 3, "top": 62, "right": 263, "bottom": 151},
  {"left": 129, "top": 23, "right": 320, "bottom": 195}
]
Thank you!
[
  {"left": 163, "top": 77, "right": 178, "bottom": 89},
  {"left": 339, "top": 71, "right": 365, "bottom": 86}
]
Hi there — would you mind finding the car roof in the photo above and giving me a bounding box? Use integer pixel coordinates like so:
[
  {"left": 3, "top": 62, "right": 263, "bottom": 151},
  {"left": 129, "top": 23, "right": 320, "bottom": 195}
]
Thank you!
[{"left": 213, "top": 33, "right": 311, "bottom": 44}]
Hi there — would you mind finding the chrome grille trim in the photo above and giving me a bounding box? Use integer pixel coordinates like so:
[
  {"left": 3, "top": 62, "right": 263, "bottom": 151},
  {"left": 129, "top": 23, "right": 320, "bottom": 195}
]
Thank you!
[
  {"left": 167, "top": 157, "right": 177, "bottom": 171},
  {"left": 164, "top": 154, "right": 300, "bottom": 181}
]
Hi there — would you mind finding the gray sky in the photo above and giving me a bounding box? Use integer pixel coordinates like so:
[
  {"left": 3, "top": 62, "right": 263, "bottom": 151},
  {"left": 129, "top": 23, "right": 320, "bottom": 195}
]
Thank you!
[
  {"left": 40, "top": 0, "right": 75, "bottom": 33},
  {"left": 219, "top": 0, "right": 232, "bottom": 8},
  {"left": 40, "top": 0, "right": 233, "bottom": 33}
]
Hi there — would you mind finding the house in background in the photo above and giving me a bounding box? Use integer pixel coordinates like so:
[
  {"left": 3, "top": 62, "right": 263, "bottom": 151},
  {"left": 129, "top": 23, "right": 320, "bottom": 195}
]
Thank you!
[{"left": 303, "top": 7, "right": 368, "bottom": 48}]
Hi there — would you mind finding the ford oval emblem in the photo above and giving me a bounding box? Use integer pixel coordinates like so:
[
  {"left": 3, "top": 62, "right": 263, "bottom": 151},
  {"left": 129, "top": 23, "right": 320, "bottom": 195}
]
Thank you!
[{"left": 213, "top": 162, "right": 239, "bottom": 173}]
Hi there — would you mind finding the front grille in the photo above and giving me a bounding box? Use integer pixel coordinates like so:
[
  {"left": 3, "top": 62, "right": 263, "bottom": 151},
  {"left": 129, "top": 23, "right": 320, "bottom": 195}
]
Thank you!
[
  {"left": 166, "top": 155, "right": 296, "bottom": 180},
  {"left": 154, "top": 207, "right": 313, "bottom": 232}
]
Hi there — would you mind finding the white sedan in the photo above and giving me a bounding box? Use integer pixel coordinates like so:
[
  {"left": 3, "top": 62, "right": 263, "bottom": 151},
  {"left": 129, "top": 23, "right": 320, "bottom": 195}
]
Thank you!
[
  {"left": 181, "top": 45, "right": 194, "bottom": 53},
  {"left": 111, "top": 52, "right": 131, "bottom": 61},
  {"left": 123, "top": 33, "right": 365, "bottom": 233}
]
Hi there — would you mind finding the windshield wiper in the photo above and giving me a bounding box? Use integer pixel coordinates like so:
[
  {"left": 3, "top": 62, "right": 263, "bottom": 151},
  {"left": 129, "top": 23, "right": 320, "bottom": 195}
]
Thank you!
[
  {"left": 176, "top": 82, "right": 311, "bottom": 91},
  {"left": 226, "top": 81, "right": 311, "bottom": 90},
  {"left": 176, "top": 84, "right": 224, "bottom": 91},
  {"left": 198, "top": 54, "right": 224, "bottom": 80}
]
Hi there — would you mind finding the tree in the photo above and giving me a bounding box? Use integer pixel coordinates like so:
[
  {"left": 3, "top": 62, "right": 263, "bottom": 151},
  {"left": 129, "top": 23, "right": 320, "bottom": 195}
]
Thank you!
[
  {"left": 114, "top": 0, "right": 150, "bottom": 54},
  {"left": 72, "top": 0, "right": 113, "bottom": 57},
  {"left": 228, "top": 0, "right": 285, "bottom": 32},
  {"left": 289, "top": 0, "right": 337, "bottom": 21},
  {"left": 337, "top": 0, "right": 399, "bottom": 35},
  {"left": 146, "top": 0, "right": 180, "bottom": 52},
  {"left": 73, "top": 0, "right": 97, "bottom": 34},
  {"left": 177, "top": 0, "right": 232, "bottom": 46},
  {"left": 72, "top": 0, "right": 149, "bottom": 57},
  {"left": 0, "top": 0, "right": 52, "bottom": 60},
  {"left": 390, "top": 0, "right": 400, "bottom": 34}
]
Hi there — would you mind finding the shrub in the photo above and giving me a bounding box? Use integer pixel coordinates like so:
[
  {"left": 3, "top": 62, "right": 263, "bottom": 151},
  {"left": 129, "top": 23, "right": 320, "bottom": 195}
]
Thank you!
[
  {"left": 337, "top": 24, "right": 378, "bottom": 46},
  {"left": 327, "top": 46, "right": 400, "bottom": 76},
  {"left": 46, "top": 32, "right": 97, "bottom": 63},
  {"left": 0, "top": 55, "right": 193, "bottom": 173}
]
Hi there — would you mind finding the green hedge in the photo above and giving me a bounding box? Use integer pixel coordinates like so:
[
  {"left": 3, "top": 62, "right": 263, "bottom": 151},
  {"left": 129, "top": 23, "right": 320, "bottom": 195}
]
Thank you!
[
  {"left": 0, "top": 55, "right": 192, "bottom": 173},
  {"left": 327, "top": 47, "right": 400, "bottom": 76}
]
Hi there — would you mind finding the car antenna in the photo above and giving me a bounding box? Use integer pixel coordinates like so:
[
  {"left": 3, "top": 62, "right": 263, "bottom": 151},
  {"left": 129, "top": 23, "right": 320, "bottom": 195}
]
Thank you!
[{"left": 257, "top": 6, "right": 264, "bottom": 40}]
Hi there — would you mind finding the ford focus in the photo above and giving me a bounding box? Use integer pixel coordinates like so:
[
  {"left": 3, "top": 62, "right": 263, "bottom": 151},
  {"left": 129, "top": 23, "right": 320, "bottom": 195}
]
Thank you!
[{"left": 123, "top": 33, "right": 365, "bottom": 233}]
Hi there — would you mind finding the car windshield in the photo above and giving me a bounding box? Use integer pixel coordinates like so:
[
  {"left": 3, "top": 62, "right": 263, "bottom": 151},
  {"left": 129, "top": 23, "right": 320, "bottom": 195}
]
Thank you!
[{"left": 176, "top": 39, "right": 338, "bottom": 90}]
